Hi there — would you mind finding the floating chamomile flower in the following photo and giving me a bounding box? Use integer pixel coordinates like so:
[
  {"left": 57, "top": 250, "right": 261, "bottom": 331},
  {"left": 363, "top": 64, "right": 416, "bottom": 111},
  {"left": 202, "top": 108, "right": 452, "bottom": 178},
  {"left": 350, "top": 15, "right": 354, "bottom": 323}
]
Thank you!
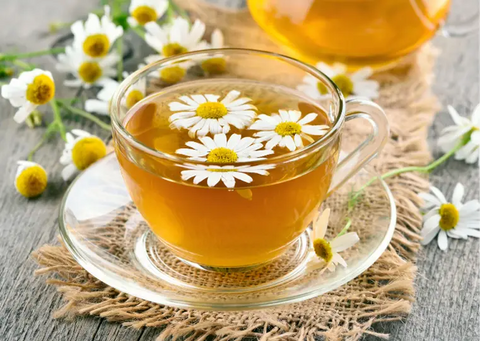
[
  {"left": 71, "top": 5, "right": 123, "bottom": 58},
  {"left": 179, "top": 163, "right": 274, "bottom": 188},
  {"left": 56, "top": 46, "right": 119, "bottom": 88},
  {"left": 15, "top": 161, "right": 48, "bottom": 198},
  {"left": 128, "top": 0, "right": 168, "bottom": 27},
  {"left": 169, "top": 90, "right": 257, "bottom": 137},
  {"left": 144, "top": 18, "right": 207, "bottom": 59},
  {"left": 201, "top": 29, "right": 227, "bottom": 75},
  {"left": 142, "top": 55, "right": 194, "bottom": 84},
  {"left": 306, "top": 208, "right": 360, "bottom": 272},
  {"left": 1, "top": 69, "right": 55, "bottom": 123},
  {"left": 249, "top": 110, "right": 329, "bottom": 152},
  {"left": 297, "top": 62, "right": 379, "bottom": 100},
  {"left": 176, "top": 133, "right": 273, "bottom": 162},
  {"left": 438, "top": 104, "right": 480, "bottom": 164},
  {"left": 60, "top": 129, "right": 107, "bottom": 181},
  {"left": 419, "top": 183, "right": 480, "bottom": 251}
]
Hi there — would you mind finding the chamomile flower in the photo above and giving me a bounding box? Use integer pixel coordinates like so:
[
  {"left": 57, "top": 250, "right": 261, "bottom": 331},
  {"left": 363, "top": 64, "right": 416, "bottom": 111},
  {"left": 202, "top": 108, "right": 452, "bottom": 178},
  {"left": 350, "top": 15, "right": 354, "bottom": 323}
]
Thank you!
[
  {"left": 438, "top": 104, "right": 480, "bottom": 164},
  {"left": 56, "top": 46, "right": 119, "bottom": 88},
  {"left": 179, "top": 163, "right": 274, "bottom": 188},
  {"left": 142, "top": 54, "right": 194, "bottom": 84},
  {"left": 71, "top": 5, "right": 123, "bottom": 58},
  {"left": 249, "top": 110, "right": 329, "bottom": 152},
  {"left": 201, "top": 29, "right": 227, "bottom": 74},
  {"left": 144, "top": 18, "right": 207, "bottom": 59},
  {"left": 306, "top": 208, "right": 360, "bottom": 272},
  {"left": 297, "top": 63, "right": 379, "bottom": 100},
  {"left": 168, "top": 90, "right": 257, "bottom": 137},
  {"left": 420, "top": 183, "right": 480, "bottom": 251},
  {"left": 15, "top": 161, "right": 48, "bottom": 198},
  {"left": 176, "top": 133, "right": 273, "bottom": 162},
  {"left": 1, "top": 69, "right": 55, "bottom": 123},
  {"left": 60, "top": 129, "right": 107, "bottom": 181},
  {"left": 127, "top": 0, "right": 168, "bottom": 27}
]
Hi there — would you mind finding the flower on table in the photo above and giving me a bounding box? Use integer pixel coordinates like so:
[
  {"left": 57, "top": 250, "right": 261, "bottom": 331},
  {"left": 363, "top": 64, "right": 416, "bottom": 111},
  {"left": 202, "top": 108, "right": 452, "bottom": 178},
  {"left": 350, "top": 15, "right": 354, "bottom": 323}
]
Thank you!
[
  {"left": 201, "top": 29, "right": 227, "bottom": 74},
  {"left": 419, "top": 183, "right": 480, "bottom": 251},
  {"left": 176, "top": 133, "right": 273, "bottom": 162},
  {"left": 71, "top": 5, "right": 123, "bottom": 58},
  {"left": 1, "top": 69, "right": 55, "bottom": 124},
  {"left": 60, "top": 129, "right": 107, "bottom": 181},
  {"left": 168, "top": 90, "right": 257, "bottom": 137},
  {"left": 438, "top": 104, "right": 480, "bottom": 164},
  {"left": 249, "top": 110, "right": 329, "bottom": 152},
  {"left": 142, "top": 54, "right": 194, "bottom": 84},
  {"left": 15, "top": 161, "right": 48, "bottom": 198},
  {"left": 179, "top": 163, "right": 274, "bottom": 188},
  {"left": 56, "top": 46, "right": 119, "bottom": 88},
  {"left": 306, "top": 208, "right": 360, "bottom": 272},
  {"left": 128, "top": 0, "right": 168, "bottom": 27},
  {"left": 297, "top": 62, "right": 379, "bottom": 100}
]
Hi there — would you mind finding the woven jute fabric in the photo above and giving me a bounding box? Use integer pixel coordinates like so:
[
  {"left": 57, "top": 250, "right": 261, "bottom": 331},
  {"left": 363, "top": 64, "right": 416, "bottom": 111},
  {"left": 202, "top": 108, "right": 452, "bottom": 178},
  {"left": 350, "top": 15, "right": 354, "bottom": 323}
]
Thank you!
[{"left": 32, "top": 2, "right": 440, "bottom": 340}]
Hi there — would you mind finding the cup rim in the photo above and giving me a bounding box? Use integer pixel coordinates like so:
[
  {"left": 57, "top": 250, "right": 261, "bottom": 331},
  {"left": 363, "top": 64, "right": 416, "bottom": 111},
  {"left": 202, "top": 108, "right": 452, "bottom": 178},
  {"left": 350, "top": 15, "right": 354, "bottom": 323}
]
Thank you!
[{"left": 110, "top": 48, "right": 345, "bottom": 165}]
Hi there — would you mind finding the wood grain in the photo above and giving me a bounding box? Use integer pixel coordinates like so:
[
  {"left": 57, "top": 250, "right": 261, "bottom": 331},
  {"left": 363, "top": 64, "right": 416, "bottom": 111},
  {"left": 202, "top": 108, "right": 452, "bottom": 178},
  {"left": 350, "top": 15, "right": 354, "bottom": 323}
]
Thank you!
[{"left": 0, "top": 0, "right": 478, "bottom": 340}]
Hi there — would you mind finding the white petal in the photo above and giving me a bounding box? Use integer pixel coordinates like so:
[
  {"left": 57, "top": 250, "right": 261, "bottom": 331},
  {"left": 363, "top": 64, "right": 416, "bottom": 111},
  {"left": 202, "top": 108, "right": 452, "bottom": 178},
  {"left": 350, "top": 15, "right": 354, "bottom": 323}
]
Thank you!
[
  {"left": 221, "top": 90, "right": 240, "bottom": 106},
  {"left": 213, "top": 133, "right": 227, "bottom": 147},
  {"left": 447, "top": 105, "right": 471, "bottom": 126},
  {"left": 61, "top": 163, "right": 78, "bottom": 181},
  {"left": 418, "top": 192, "right": 442, "bottom": 208},
  {"left": 313, "top": 208, "right": 330, "bottom": 240},
  {"left": 13, "top": 102, "right": 37, "bottom": 123},
  {"left": 331, "top": 232, "right": 359, "bottom": 252},
  {"left": 430, "top": 186, "right": 447, "bottom": 204},
  {"left": 297, "top": 113, "right": 318, "bottom": 125},
  {"left": 284, "top": 135, "right": 296, "bottom": 151},
  {"left": 85, "top": 99, "right": 109, "bottom": 115},
  {"left": 199, "top": 136, "right": 216, "bottom": 150},
  {"left": 207, "top": 172, "right": 222, "bottom": 187},
  {"left": 230, "top": 171, "right": 253, "bottom": 184},
  {"left": 451, "top": 183, "right": 465, "bottom": 207},
  {"left": 227, "top": 134, "right": 242, "bottom": 149},
  {"left": 302, "top": 125, "right": 329, "bottom": 135},
  {"left": 332, "top": 253, "right": 347, "bottom": 268},
  {"left": 437, "top": 230, "right": 449, "bottom": 251},
  {"left": 459, "top": 200, "right": 480, "bottom": 215},
  {"left": 421, "top": 225, "right": 439, "bottom": 245}
]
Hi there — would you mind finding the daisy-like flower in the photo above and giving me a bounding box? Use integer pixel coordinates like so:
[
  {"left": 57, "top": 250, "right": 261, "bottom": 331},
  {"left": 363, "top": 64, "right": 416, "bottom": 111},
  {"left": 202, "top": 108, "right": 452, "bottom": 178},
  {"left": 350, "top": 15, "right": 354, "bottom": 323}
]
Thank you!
[
  {"left": 144, "top": 18, "right": 207, "bottom": 59},
  {"left": 56, "top": 46, "right": 119, "bottom": 88},
  {"left": 180, "top": 163, "right": 274, "bottom": 188},
  {"left": 176, "top": 133, "right": 273, "bottom": 162},
  {"left": 1, "top": 69, "right": 55, "bottom": 123},
  {"left": 297, "top": 62, "right": 379, "bottom": 100},
  {"left": 71, "top": 5, "right": 123, "bottom": 58},
  {"left": 60, "top": 129, "right": 107, "bottom": 181},
  {"left": 306, "top": 208, "right": 360, "bottom": 272},
  {"left": 15, "top": 161, "right": 48, "bottom": 198},
  {"left": 438, "top": 104, "right": 480, "bottom": 164},
  {"left": 127, "top": 0, "right": 168, "bottom": 27},
  {"left": 201, "top": 29, "right": 227, "bottom": 75},
  {"left": 142, "top": 54, "right": 194, "bottom": 84},
  {"left": 419, "top": 183, "right": 480, "bottom": 251},
  {"left": 249, "top": 110, "right": 329, "bottom": 152},
  {"left": 168, "top": 90, "right": 257, "bottom": 137}
]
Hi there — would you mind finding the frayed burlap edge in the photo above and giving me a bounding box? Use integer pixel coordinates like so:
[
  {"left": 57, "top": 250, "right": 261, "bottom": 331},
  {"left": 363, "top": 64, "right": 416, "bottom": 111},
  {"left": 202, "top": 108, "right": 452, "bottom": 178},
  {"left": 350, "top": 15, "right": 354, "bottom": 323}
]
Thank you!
[{"left": 32, "top": 3, "right": 440, "bottom": 339}]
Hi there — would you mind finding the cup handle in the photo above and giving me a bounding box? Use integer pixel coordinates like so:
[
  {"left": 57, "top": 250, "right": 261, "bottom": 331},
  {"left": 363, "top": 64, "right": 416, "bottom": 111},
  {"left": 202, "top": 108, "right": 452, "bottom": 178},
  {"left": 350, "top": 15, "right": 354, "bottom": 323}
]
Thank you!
[{"left": 328, "top": 98, "right": 389, "bottom": 195}]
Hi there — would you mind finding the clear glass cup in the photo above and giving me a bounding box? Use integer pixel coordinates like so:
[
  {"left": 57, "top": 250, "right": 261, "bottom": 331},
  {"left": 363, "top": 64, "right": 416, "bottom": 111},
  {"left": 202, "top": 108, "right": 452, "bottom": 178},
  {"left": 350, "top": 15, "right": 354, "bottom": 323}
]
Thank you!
[{"left": 110, "top": 48, "right": 389, "bottom": 271}]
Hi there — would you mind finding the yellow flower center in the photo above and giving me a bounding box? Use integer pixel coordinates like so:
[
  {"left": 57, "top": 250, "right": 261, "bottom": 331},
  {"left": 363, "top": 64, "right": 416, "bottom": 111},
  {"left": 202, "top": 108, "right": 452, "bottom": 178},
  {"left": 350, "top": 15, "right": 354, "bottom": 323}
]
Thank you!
[
  {"left": 316, "top": 82, "right": 328, "bottom": 95},
  {"left": 131, "top": 5, "right": 157, "bottom": 25},
  {"left": 201, "top": 57, "right": 227, "bottom": 74},
  {"left": 332, "top": 74, "right": 354, "bottom": 97},
  {"left": 162, "top": 43, "right": 188, "bottom": 58},
  {"left": 26, "top": 74, "right": 55, "bottom": 105},
  {"left": 126, "top": 89, "right": 144, "bottom": 109},
  {"left": 207, "top": 147, "right": 238, "bottom": 163},
  {"left": 71, "top": 137, "right": 107, "bottom": 170},
  {"left": 160, "top": 66, "right": 186, "bottom": 84},
  {"left": 78, "top": 62, "right": 103, "bottom": 84},
  {"left": 439, "top": 203, "right": 460, "bottom": 231},
  {"left": 82, "top": 34, "right": 110, "bottom": 58},
  {"left": 16, "top": 165, "right": 48, "bottom": 198},
  {"left": 275, "top": 121, "right": 302, "bottom": 136},
  {"left": 196, "top": 102, "right": 228, "bottom": 119},
  {"left": 313, "top": 238, "right": 333, "bottom": 263}
]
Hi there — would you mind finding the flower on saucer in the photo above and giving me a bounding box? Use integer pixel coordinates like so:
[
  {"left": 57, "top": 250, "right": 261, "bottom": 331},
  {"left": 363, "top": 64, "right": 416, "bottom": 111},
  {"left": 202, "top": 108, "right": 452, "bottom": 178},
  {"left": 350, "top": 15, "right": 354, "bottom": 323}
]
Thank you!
[
  {"left": 60, "top": 129, "right": 107, "bottom": 181},
  {"left": 297, "top": 62, "right": 379, "bottom": 100},
  {"left": 15, "top": 161, "right": 48, "bottom": 198},
  {"left": 142, "top": 54, "right": 194, "bottom": 84},
  {"left": 71, "top": 6, "right": 123, "bottom": 58},
  {"left": 176, "top": 133, "right": 273, "bottom": 162},
  {"left": 179, "top": 163, "right": 274, "bottom": 188},
  {"left": 306, "top": 208, "right": 360, "bottom": 272},
  {"left": 168, "top": 90, "right": 257, "bottom": 137},
  {"left": 201, "top": 29, "right": 227, "bottom": 74},
  {"left": 249, "top": 110, "right": 329, "bottom": 151},
  {"left": 144, "top": 18, "right": 207, "bottom": 59},
  {"left": 128, "top": 0, "right": 168, "bottom": 27},
  {"left": 438, "top": 104, "right": 480, "bottom": 164},
  {"left": 56, "top": 46, "right": 119, "bottom": 88},
  {"left": 1, "top": 69, "right": 55, "bottom": 123},
  {"left": 419, "top": 183, "right": 480, "bottom": 251}
]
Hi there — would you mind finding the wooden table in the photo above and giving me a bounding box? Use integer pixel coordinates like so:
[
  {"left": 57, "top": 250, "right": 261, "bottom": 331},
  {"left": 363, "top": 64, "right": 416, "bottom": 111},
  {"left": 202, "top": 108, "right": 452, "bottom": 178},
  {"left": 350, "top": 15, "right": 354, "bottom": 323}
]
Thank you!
[{"left": 0, "top": 0, "right": 478, "bottom": 340}]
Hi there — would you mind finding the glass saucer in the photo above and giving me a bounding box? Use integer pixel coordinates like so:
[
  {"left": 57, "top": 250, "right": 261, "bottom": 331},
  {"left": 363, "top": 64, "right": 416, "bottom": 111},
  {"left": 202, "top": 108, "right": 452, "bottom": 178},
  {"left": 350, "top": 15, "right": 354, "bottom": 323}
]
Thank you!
[{"left": 59, "top": 153, "right": 396, "bottom": 311}]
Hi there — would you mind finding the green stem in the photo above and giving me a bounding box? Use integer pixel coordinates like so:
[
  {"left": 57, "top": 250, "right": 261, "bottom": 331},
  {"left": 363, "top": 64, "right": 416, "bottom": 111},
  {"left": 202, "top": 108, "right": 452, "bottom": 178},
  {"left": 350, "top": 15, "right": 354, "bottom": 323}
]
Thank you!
[
  {"left": 336, "top": 218, "right": 352, "bottom": 238},
  {"left": 11, "top": 59, "right": 36, "bottom": 70},
  {"left": 0, "top": 47, "right": 66, "bottom": 61},
  {"left": 61, "top": 104, "right": 111, "bottom": 131},
  {"left": 51, "top": 99, "right": 67, "bottom": 141},
  {"left": 27, "top": 121, "right": 59, "bottom": 161},
  {"left": 117, "top": 37, "right": 123, "bottom": 81}
]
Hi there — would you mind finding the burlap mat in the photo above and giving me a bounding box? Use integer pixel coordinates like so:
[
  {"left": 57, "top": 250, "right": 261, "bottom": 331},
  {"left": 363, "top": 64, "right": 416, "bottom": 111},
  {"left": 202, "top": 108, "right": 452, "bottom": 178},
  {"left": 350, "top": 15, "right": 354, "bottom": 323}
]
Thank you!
[{"left": 32, "top": 2, "right": 440, "bottom": 340}]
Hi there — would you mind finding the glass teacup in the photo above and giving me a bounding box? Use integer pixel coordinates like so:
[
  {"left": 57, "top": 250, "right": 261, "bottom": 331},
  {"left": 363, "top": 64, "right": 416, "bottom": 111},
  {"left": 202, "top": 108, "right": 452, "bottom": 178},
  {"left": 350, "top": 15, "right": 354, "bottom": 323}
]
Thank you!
[{"left": 111, "top": 49, "right": 389, "bottom": 271}]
